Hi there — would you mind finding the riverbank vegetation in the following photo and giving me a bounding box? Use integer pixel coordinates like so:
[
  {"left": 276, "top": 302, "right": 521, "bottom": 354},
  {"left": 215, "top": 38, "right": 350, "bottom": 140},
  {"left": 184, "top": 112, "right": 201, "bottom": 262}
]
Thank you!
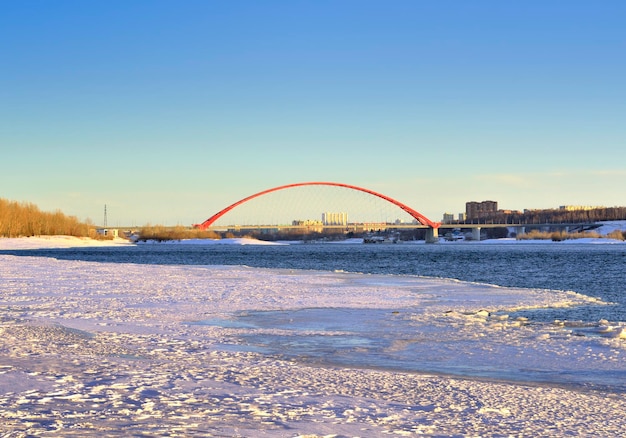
[
  {"left": 135, "top": 225, "right": 225, "bottom": 242},
  {"left": 0, "top": 198, "right": 100, "bottom": 238},
  {"left": 517, "top": 229, "right": 626, "bottom": 241}
]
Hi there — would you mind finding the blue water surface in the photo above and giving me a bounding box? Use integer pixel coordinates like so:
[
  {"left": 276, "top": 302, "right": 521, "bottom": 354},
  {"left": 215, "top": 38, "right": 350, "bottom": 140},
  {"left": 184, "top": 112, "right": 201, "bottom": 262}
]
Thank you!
[
  {"left": 3, "top": 242, "right": 625, "bottom": 322},
  {"left": 4, "top": 242, "right": 626, "bottom": 392}
]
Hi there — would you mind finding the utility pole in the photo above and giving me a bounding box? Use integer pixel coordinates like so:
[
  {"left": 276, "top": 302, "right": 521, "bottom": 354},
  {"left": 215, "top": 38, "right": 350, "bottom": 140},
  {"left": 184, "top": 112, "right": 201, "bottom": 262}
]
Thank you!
[{"left": 104, "top": 204, "right": 108, "bottom": 228}]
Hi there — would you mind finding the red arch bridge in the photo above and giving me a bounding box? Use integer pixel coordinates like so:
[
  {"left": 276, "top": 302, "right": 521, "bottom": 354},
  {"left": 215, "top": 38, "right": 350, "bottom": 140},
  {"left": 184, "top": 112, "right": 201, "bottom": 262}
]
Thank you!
[
  {"left": 194, "top": 181, "right": 443, "bottom": 243},
  {"left": 193, "top": 181, "right": 589, "bottom": 242}
]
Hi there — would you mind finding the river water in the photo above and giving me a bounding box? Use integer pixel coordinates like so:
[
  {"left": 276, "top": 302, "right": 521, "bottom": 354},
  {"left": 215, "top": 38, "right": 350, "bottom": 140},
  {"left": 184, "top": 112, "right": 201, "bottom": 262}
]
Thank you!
[
  {"left": 3, "top": 241, "right": 625, "bottom": 322},
  {"left": 2, "top": 242, "right": 625, "bottom": 391}
]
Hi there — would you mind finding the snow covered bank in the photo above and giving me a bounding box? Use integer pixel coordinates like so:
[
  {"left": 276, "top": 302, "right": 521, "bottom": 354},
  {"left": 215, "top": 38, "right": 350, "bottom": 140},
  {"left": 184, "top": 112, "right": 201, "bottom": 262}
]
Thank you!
[
  {"left": 136, "top": 237, "right": 285, "bottom": 245},
  {"left": 0, "top": 254, "right": 624, "bottom": 436},
  {"left": 476, "top": 237, "right": 626, "bottom": 244},
  {"left": 0, "top": 235, "right": 287, "bottom": 249},
  {"left": 595, "top": 220, "right": 626, "bottom": 235},
  {"left": 0, "top": 235, "right": 133, "bottom": 250}
]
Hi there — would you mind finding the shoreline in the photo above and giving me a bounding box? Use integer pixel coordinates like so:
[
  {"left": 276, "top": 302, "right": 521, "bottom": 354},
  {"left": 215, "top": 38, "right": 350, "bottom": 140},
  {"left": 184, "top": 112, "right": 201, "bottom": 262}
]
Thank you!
[{"left": 1, "top": 233, "right": 625, "bottom": 250}]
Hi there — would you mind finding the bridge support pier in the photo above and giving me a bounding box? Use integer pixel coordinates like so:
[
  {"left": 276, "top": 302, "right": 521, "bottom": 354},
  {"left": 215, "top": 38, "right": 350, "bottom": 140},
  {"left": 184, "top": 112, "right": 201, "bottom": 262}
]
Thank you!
[
  {"left": 515, "top": 226, "right": 526, "bottom": 237},
  {"left": 472, "top": 227, "right": 481, "bottom": 241},
  {"left": 425, "top": 227, "right": 439, "bottom": 244}
]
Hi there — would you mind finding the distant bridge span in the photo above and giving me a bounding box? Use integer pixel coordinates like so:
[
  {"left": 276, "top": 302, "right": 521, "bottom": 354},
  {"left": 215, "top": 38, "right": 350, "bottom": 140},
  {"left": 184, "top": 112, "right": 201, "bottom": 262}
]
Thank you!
[{"left": 195, "top": 181, "right": 441, "bottom": 231}]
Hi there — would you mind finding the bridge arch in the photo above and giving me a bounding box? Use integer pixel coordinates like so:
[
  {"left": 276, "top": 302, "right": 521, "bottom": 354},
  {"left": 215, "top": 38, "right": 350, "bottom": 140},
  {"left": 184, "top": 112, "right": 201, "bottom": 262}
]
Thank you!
[{"left": 195, "top": 182, "right": 440, "bottom": 230}]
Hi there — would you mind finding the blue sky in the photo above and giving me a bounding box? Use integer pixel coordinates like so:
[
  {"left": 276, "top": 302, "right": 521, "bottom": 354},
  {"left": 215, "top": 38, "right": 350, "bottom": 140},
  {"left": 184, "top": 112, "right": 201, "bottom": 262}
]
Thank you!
[{"left": 1, "top": 1, "right": 625, "bottom": 226}]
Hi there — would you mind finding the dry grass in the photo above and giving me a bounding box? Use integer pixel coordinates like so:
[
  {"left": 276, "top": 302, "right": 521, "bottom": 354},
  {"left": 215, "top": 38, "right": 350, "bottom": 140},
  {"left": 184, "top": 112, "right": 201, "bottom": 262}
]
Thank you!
[
  {"left": 517, "top": 229, "right": 623, "bottom": 241},
  {"left": 136, "top": 225, "right": 222, "bottom": 242}
]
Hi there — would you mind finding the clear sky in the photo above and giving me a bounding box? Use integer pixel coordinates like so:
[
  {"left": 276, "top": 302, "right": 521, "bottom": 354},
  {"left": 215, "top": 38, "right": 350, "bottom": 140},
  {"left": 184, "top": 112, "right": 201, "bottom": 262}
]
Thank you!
[{"left": 2, "top": 1, "right": 625, "bottom": 226}]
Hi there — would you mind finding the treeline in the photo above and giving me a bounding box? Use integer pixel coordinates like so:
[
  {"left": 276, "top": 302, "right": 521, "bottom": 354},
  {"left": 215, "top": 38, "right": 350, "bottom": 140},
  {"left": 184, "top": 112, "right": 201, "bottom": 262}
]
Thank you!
[
  {"left": 135, "top": 225, "right": 224, "bottom": 242},
  {"left": 463, "top": 206, "right": 626, "bottom": 224},
  {"left": 0, "top": 198, "right": 96, "bottom": 238}
]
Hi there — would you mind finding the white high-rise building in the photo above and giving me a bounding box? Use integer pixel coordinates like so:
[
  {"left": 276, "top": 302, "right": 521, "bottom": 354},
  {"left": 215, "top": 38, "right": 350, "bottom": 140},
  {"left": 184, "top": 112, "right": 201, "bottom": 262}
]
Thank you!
[{"left": 322, "top": 212, "right": 348, "bottom": 226}]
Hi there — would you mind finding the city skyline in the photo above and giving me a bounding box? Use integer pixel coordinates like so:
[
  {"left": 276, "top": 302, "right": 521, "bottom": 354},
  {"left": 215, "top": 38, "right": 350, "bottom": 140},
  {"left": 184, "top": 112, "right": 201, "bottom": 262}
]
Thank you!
[{"left": 2, "top": 2, "right": 625, "bottom": 226}]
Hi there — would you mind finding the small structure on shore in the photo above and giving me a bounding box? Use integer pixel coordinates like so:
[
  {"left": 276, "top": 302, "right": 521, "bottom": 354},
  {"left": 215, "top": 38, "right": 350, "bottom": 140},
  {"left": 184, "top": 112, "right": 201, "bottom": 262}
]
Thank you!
[{"left": 96, "top": 228, "right": 119, "bottom": 238}]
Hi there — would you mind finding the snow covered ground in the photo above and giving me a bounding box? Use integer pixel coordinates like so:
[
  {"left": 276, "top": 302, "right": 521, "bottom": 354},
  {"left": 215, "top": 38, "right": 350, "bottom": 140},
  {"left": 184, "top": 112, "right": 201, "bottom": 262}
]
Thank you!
[
  {"left": 0, "top": 235, "right": 625, "bottom": 436},
  {"left": 0, "top": 235, "right": 135, "bottom": 249},
  {"left": 594, "top": 220, "right": 626, "bottom": 235}
]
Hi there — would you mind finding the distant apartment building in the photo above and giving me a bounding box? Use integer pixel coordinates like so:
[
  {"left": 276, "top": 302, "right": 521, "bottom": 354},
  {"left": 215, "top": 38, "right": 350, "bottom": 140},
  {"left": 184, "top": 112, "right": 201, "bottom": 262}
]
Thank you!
[
  {"left": 291, "top": 219, "right": 323, "bottom": 233},
  {"left": 441, "top": 212, "right": 468, "bottom": 223},
  {"left": 360, "top": 222, "right": 388, "bottom": 231},
  {"left": 442, "top": 213, "right": 455, "bottom": 224},
  {"left": 292, "top": 219, "right": 323, "bottom": 226},
  {"left": 322, "top": 212, "right": 348, "bottom": 226},
  {"left": 559, "top": 205, "right": 600, "bottom": 211},
  {"left": 466, "top": 200, "right": 498, "bottom": 219}
]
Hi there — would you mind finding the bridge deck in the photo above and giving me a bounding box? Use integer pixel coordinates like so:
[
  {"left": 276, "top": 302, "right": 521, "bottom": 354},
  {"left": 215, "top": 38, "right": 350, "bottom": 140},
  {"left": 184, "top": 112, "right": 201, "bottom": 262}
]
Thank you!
[{"left": 207, "top": 223, "right": 598, "bottom": 232}]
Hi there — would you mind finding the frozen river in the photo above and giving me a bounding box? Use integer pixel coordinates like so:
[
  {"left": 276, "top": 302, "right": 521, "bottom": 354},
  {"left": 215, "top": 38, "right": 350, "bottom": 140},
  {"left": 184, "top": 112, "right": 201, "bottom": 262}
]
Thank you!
[{"left": 0, "top": 238, "right": 625, "bottom": 436}]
